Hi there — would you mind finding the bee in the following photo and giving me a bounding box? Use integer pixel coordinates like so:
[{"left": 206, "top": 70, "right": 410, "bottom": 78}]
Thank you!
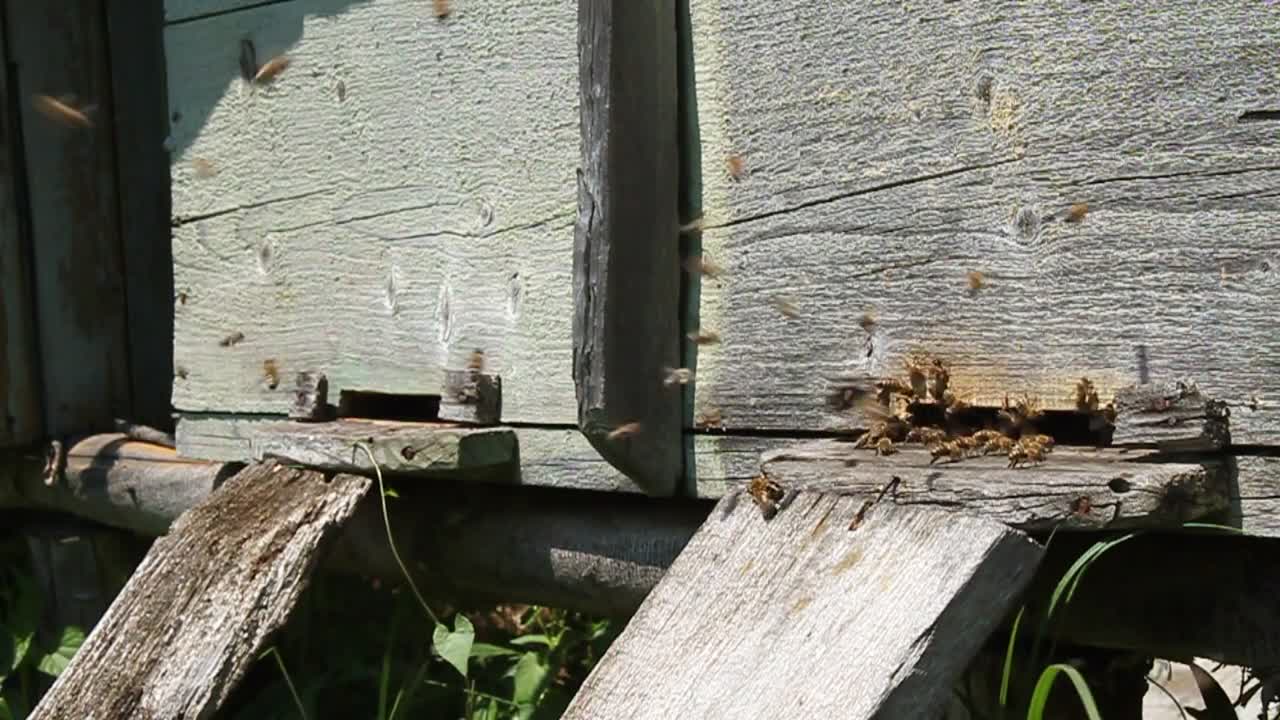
[
  {"left": 679, "top": 217, "right": 705, "bottom": 234},
  {"left": 876, "top": 378, "right": 915, "bottom": 399},
  {"left": 1063, "top": 203, "right": 1089, "bottom": 223},
  {"left": 32, "top": 94, "right": 93, "bottom": 128},
  {"left": 263, "top": 359, "right": 280, "bottom": 390},
  {"left": 928, "top": 358, "right": 950, "bottom": 402},
  {"left": 771, "top": 296, "right": 801, "bottom": 319},
  {"left": 1074, "top": 377, "right": 1100, "bottom": 413},
  {"left": 746, "top": 475, "right": 786, "bottom": 520},
  {"left": 1000, "top": 393, "right": 1043, "bottom": 433},
  {"left": 466, "top": 349, "right": 486, "bottom": 372},
  {"left": 967, "top": 270, "right": 986, "bottom": 295},
  {"left": 253, "top": 55, "right": 291, "bottom": 85},
  {"left": 954, "top": 434, "right": 982, "bottom": 455},
  {"left": 983, "top": 434, "right": 1015, "bottom": 455},
  {"left": 192, "top": 158, "right": 217, "bottom": 178},
  {"left": 1070, "top": 495, "right": 1093, "bottom": 517},
  {"left": 219, "top": 331, "right": 245, "bottom": 347},
  {"left": 852, "top": 399, "right": 908, "bottom": 450},
  {"left": 726, "top": 154, "right": 746, "bottom": 181},
  {"left": 929, "top": 441, "right": 966, "bottom": 465},
  {"left": 1007, "top": 439, "right": 1048, "bottom": 468},
  {"left": 687, "top": 330, "right": 721, "bottom": 345},
  {"left": 696, "top": 407, "right": 723, "bottom": 428},
  {"left": 875, "top": 437, "right": 897, "bottom": 456},
  {"left": 1022, "top": 433, "right": 1055, "bottom": 451},
  {"left": 663, "top": 367, "right": 693, "bottom": 387},
  {"left": 904, "top": 357, "right": 929, "bottom": 400},
  {"left": 433, "top": 0, "right": 450, "bottom": 18},
  {"left": 336, "top": 80, "right": 347, "bottom": 102},
  {"left": 683, "top": 254, "right": 724, "bottom": 278},
  {"left": 175, "top": 365, "right": 189, "bottom": 380},
  {"left": 607, "top": 422, "right": 642, "bottom": 440},
  {"left": 971, "top": 429, "right": 1003, "bottom": 444},
  {"left": 906, "top": 426, "right": 948, "bottom": 446},
  {"left": 859, "top": 312, "right": 876, "bottom": 332}
]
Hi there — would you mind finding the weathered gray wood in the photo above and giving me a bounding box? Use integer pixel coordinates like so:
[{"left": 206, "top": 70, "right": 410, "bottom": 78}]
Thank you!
[
  {"left": 1113, "top": 380, "right": 1230, "bottom": 450},
  {"left": 748, "top": 440, "right": 1227, "bottom": 531},
  {"left": 691, "top": 433, "right": 794, "bottom": 498},
  {"left": 0, "top": 14, "right": 43, "bottom": 447},
  {"left": 174, "top": 413, "right": 647, "bottom": 492},
  {"left": 106, "top": 0, "right": 174, "bottom": 432},
  {"left": 439, "top": 369, "right": 501, "bottom": 425},
  {"left": 689, "top": 2, "right": 1280, "bottom": 443},
  {"left": 564, "top": 499, "right": 1043, "bottom": 719},
  {"left": 574, "top": 0, "right": 681, "bottom": 495},
  {"left": 1228, "top": 455, "right": 1280, "bottom": 538},
  {"left": 287, "top": 370, "right": 330, "bottom": 421},
  {"left": 166, "top": 0, "right": 580, "bottom": 425},
  {"left": 30, "top": 463, "right": 369, "bottom": 720},
  {"left": 164, "top": 0, "right": 262, "bottom": 24},
  {"left": 7, "top": 0, "right": 132, "bottom": 437},
  {"left": 25, "top": 523, "right": 111, "bottom": 638}
]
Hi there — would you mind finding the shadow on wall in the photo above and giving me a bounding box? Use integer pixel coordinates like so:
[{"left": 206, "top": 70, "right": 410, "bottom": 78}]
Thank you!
[{"left": 162, "top": 0, "right": 373, "bottom": 163}]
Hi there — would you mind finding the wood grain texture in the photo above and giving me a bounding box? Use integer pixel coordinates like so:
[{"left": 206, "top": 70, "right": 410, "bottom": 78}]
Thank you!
[
  {"left": 574, "top": 0, "right": 681, "bottom": 495},
  {"left": 105, "top": 0, "right": 175, "bottom": 431},
  {"left": 0, "top": 16, "right": 42, "bottom": 446},
  {"left": 1228, "top": 455, "right": 1280, "bottom": 538},
  {"left": 564, "top": 499, "right": 1042, "bottom": 719},
  {"left": 691, "top": 433, "right": 793, "bottom": 498},
  {"left": 164, "top": 0, "right": 267, "bottom": 24},
  {"left": 165, "top": 0, "right": 580, "bottom": 425},
  {"left": 174, "top": 414, "right": 647, "bottom": 492},
  {"left": 7, "top": 0, "right": 132, "bottom": 437},
  {"left": 689, "top": 1, "right": 1280, "bottom": 443},
  {"left": 1112, "top": 379, "right": 1230, "bottom": 450},
  {"left": 29, "top": 463, "right": 369, "bottom": 719},
  {"left": 754, "top": 440, "right": 1226, "bottom": 531}
]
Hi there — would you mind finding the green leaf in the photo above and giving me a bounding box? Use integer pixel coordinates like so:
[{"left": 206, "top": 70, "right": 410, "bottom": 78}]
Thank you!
[
  {"left": 432, "top": 615, "right": 474, "bottom": 679},
  {"left": 0, "top": 696, "right": 12, "bottom": 720},
  {"left": 5, "top": 573, "right": 40, "bottom": 673},
  {"left": 1026, "top": 664, "right": 1102, "bottom": 720},
  {"left": 1187, "top": 662, "right": 1236, "bottom": 720},
  {"left": 509, "top": 634, "right": 551, "bottom": 648},
  {"left": 383, "top": 488, "right": 399, "bottom": 499},
  {"left": 468, "top": 643, "right": 520, "bottom": 661},
  {"left": 512, "top": 652, "right": 550, "bottom": 708},
  {"left": 36, "top": 626, "right": 85, "bottom": 677}
]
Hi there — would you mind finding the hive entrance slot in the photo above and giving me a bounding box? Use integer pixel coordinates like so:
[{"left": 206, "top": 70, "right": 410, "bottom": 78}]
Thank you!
[
  {"left": 336, "top": 391, "right": 441, "bottom": 422},
  {"left": 905, "top": 402, "right": 1114, "bottom": 447}
]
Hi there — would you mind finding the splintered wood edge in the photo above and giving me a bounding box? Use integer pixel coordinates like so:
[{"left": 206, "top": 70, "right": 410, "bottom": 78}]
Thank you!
[{"left": 718, "top": 440, "right": 1227, "bottom": 531}]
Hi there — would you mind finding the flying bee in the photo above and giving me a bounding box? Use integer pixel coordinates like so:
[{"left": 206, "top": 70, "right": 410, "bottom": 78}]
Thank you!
[
  {"left": 770, "top": 296, "right": 801, "bottom": 319},
  {"left": 859, "top": 312, "right": 876, "bottom": 332},
  {"left": 726, "top": 154, "right": 746, "bottom": 181},
  {"left": 607, "top": 422, "right": 642, "bottom": 440},
  {"left": 467, "top": 349, "right": 486, "bottom": 372},
  {"left": 875, "top": 437, "right": 897, "bottom": 456},
  {"left": 688, "top": 330, "right": 721, "bottom": 345},
  {"left": 679, "top": 217, "right": 705, "bottom": 234},
  {"left": 262, "top": 359, "right": 280, "bottom": 390},
  {"left": 1063, "top": 202, "right": 1089, "bottom": 223},
  {"left": 852, "top": 399, "right": 908, "bottom": 449},
  {"left": 253, "top": 55, "right": 291, "bottom": 85},
  {"left": 433, "top": 0, "right": 450, "bottom": 18},
  {"left": 746, "top": 475, "right": 786, "bottom": 520},
  {"left": 825, "top": 375, "right": 876, "bottom": 413},
  {"left": 696, "top": 407, "right": 723, "bottom": 428},
  {"left": 663, "top": 367, "right": 693, "bottom": 387},
  {"left": 1074, "top": 377, "right": 1100, "bottom": 413},
  {"left": 876, "top": 378, "right": 915, "bottom": 400},
  {"left": 33, "top": 94, "right": 93, "bottom": 128},
  {"left": 929, "top": 440, "right": 967, "bottom": 465},
  {"left": 967, "top": 270, "right": 986, "bottom": 296},
  {"left": 1070, "top": 495, "right": 1093, "bottom": 517},
  {"left": 683, "top": 254, "right": 724, "bottom": 278},
  {"left": 906, "top": 426, "right": 948, "bottom": 446}
]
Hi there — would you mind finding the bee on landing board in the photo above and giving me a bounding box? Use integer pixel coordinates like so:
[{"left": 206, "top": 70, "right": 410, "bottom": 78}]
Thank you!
[{"left": 746, "top": 475, "right": 786, "bottom": 520}]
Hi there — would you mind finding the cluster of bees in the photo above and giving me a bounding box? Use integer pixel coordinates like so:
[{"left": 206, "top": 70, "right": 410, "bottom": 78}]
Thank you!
[{"left": 829, "top": 358, "right": 1115, "bottom": 470}]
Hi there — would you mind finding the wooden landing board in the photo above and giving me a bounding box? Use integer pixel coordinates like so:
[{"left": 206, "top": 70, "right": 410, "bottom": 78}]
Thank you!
[
  {"left": 688, "top": 2, "right": 1280, "bottom": 443},
  {"left": 165, "top": 0, "right": 580, "bottom": 424},
  {"left": 175, "top": 414, "right": 647, "bottom": 492},
  {"left": 30, "top": 463, "right": 370, "bottom": 718},
  {"left": 563, "top": 497, "right": 1042, "bottom": 719},
  {"left": 722, "top": 439, "right": 1227, "bottom": 531}
]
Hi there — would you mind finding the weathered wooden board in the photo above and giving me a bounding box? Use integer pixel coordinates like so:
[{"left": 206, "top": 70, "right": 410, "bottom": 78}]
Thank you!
[
  {"left": 574, "top": 0, "right": 681, "bottom": 496},
  {"left": 106, "top": 0, "right": 175, "bottom": 431},
  {"left": 1229, "top": 455, "right": 1280, "bottom": 538},
  {"left": 164, "top": 0, "right": 264, "bottom": 24},
  {"left": 691, "top": 433, "right": 793, "bottom": 498},
  {"left": 689, "top": 1, "right": 1280, "bottom": 443},
  {"left": 0, "top": 15, "right": 43, "bottom": 446},
  {"left": 728, "top": 440, "right": 1227, "bottom": 531},
  {"left": 564, "top": 499, "right": 1042, "bottom": 719},
  {"left": 174, "top": 414, "right": 646, "bottom": 492},
  {"left": 6, "top": 0, "right": 132, "bottom": 437},
  {"left": 30, "top": 463, "right": 369, "bottom": 719},
  {"left": 165, "top": 0, "right": 580, "bottom": 425}
]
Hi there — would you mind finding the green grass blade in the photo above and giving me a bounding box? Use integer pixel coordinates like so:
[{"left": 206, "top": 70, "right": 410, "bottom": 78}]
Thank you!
[
  {"left": 998, "top": 606, "right": 1026, "bottom": 718},
  {"left": 1026, "top": 664, "right": 1102, "bottom": 720}
]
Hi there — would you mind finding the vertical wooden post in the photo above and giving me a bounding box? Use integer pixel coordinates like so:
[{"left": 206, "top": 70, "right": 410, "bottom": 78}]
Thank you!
[
  {"left": 0, "top": 10, "right": 43, "bottom": 446},
  {"left": 4, "top": 0, "right": 132, "bottom": 438},
  {"left": 574, "top": 0, "right": 681, "bottom": 495}
]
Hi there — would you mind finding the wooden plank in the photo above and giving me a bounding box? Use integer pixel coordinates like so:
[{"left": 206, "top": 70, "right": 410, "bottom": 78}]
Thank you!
[
  {"left": 1112, "top": 379, "right": 1230, "bottom": 450},
  {"left": 6, "top": 0, "right": 132, "bottom": 437},
  {"left": 174, "top": 414, "right": 647, "bottom": 492},
  {"left": 0, "top": 12, "right": 43, "bottom": 446},
  {"left": 30, "top": 463, "right": 369, "bottom": 718},
  {"left": 164, "top": 0, "right": 263, "bottom": 24},
  {"left": 105, "top": 0, "right": 175, "bottom": 431},
  {"left": 691, "top": 433, "right": 793, "bottom": 498},
  {"left": 744, "top": 440, "right": 1227, "bottom": 531},
  {"left": 1229, "top": 455, "right": 1280, "bottom": 538},
  {"left": 563, "top": 499, "right": 1042, "bottom": 719},
  {"left": 165, "top": 0, "right": 580, "bottom": 425},
  {"left": 574, "top": 0, "right": 681, "bottom": 495},
  {"left": 688, "top": 2, "right": 1280, "bottom": 443}
]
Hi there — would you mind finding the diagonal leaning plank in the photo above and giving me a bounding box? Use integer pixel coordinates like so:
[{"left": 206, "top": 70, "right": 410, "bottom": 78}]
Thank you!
[
  {"left": 30, "top": 462, "right": 370, "bottom": 720},
  {"left": 563, "top": 494, "right": 1043, "bottom": 720}
]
